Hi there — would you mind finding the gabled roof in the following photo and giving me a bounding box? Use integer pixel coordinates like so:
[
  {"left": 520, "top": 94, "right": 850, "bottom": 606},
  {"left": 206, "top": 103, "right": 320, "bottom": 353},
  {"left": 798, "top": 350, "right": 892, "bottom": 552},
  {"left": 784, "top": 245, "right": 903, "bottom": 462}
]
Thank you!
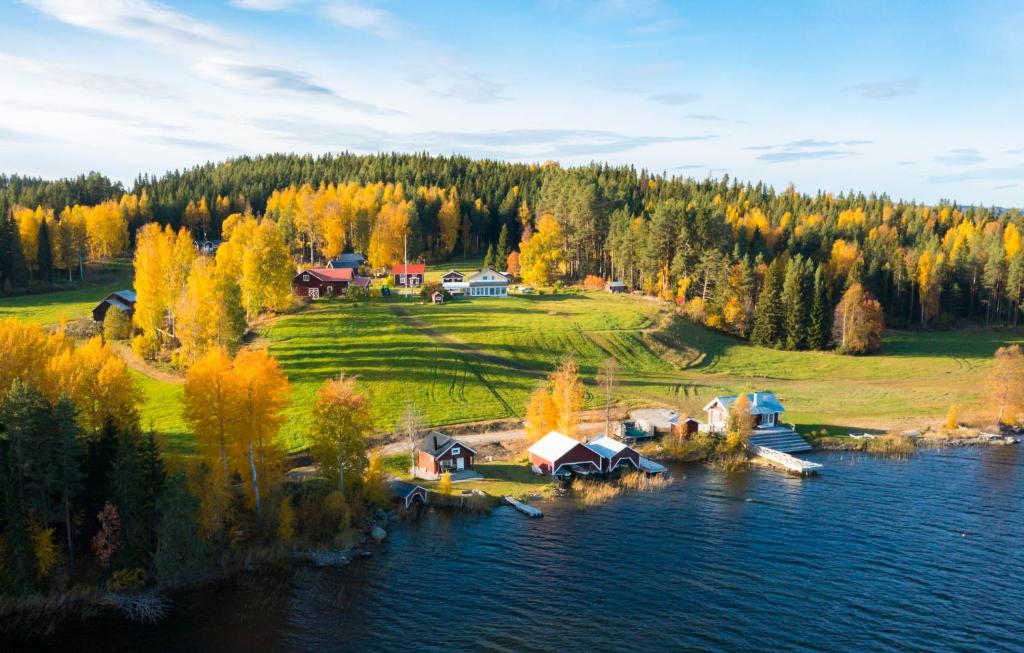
[
  {"left": 668, "top": 415, "right": 702, "bottom": 425},
  {"left": 441, "top": 269, "right": 465, "bottom": 278},
  {"left": 387, "top": 479, "right": 425, "bottom": 498},
  {"left": 417, "top": 431, "right": 475, "bottom": 458},
  {"left": 467, "top": 268, "right": 510, "bottom": 284},
  {"left": 296, "top": 267, "right": 354, "bottom": 282},
  {"left": 528, "top": 431, "right": 583, "bottom": 461},
  {"left": 585, "top": 435, "right": 634, "bottom": 459},
  {"left": 392, "top": 263, "right": 426, "bottom": 274},
  {"left": 703, "top": 391, "right": 785, "bottom": 415},
  {"left": 350, "top": 276, "right": 371, "bottom": 288},
  {"left": 114, "top": 289, "right": 136, "bottom": 303}
]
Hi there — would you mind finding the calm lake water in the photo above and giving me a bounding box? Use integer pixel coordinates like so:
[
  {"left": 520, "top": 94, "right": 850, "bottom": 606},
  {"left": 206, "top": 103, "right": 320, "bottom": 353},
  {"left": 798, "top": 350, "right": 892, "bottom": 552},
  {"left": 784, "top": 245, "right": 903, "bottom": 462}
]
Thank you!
[{"left": 22, "top": 447, "right": 1024, "bottom": 652}]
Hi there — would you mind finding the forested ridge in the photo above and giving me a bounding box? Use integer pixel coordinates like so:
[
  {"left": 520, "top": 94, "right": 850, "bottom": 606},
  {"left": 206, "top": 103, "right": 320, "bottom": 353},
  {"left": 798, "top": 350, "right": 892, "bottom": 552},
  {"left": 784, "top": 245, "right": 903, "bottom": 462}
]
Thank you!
[{"left": 3, "top": 153, "right": 1023, "bottom": 345}]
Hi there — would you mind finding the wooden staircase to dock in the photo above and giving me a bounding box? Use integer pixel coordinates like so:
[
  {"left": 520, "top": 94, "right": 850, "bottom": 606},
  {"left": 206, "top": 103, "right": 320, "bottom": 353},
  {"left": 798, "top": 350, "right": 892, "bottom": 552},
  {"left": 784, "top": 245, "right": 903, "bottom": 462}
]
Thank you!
[{"left": 748, "top": 426, "right": 812, "bottom": 453}]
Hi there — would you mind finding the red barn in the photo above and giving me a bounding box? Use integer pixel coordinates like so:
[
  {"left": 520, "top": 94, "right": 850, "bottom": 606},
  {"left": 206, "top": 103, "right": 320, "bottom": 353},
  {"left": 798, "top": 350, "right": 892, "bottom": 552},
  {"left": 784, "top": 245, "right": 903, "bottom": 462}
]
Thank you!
[
  {"left": 528, "top": 431, "right": 603, "bottom": 477},
  {"left": 392, "top": 263, "right": 425, "bottom": 287},
  {"left": 416, "top": 431, "right": 475, "bottom": 478},
  {"left": 585, "top": 435, "right": 641, "bottom": 473},
  {"left": 292, "top": 268, "right": 362, "bottom": 298}
]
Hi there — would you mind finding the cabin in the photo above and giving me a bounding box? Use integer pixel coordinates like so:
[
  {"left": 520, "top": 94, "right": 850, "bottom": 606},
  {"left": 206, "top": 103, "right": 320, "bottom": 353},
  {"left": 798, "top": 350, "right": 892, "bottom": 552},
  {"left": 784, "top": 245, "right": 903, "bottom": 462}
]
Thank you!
[
  {"left": 416, "top": 431, "right": 475, "bottom": 478},
  {"left": 92, "top": 290, "right": 137, "bottom": 323},
  {"left": 670, "top": 415, "right": 704, "bottom": 438},
  {"left": 387, "top": 479, "right": 428, "bottom": 509},
  {"left": 703, "top": 391, "right": 785, "bottom": 432},
  {"left": 392, "top": 263, "right": 425, "bottom": 287},
  {"left": 466, "top": 268, "right": 509, "bottom": 297},
  {"left": 431, "top": 291, "right": 445, "bottom": 304},
  {"left": 292, "top": 267, "right": 367, "bottom": 298},
  {"left": 327, "top": 253, "right": 366, "bottom": 270},
  {"left": 528, "top": 431, "right": 603, "bottom": 477},
  {"left": 606, "top": 280, "right": 627, "bottom": 293},
  {"left": 585, "top": 435, "right": 641, "bottom": 473},
  {"left": 195, "top": 240, "right": 221, "bottom": 256}
]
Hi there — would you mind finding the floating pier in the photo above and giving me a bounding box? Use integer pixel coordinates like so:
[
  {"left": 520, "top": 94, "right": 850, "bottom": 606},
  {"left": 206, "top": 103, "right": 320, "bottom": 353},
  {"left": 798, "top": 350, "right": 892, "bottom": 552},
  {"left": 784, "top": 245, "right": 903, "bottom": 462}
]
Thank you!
[
  {"left": 753, "top": 445, "right": 822, "bottom": 475},
  {"left": 504, "top": 496, "right": 543, "bottom": 517}
]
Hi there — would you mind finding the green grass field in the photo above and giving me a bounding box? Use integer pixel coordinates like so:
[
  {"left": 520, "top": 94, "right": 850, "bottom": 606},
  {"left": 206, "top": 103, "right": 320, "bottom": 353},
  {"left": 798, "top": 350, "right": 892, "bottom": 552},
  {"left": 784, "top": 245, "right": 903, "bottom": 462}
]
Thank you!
[
  {"left": 5, "top": 267, "right": 1022, "bottom": 457},
  {"left": 0, "top": 262, "right": 133, "bottom": 325}
]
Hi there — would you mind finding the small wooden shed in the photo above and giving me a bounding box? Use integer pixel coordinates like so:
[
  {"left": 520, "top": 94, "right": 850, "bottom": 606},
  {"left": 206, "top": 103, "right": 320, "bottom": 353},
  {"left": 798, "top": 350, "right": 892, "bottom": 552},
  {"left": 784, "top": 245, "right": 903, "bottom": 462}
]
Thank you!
[
  {"left": 387, "top": 479, "right": 428, "bottom": 509},
  {"left": 431, "top": 291, "right": 445, "bottom": 304}
]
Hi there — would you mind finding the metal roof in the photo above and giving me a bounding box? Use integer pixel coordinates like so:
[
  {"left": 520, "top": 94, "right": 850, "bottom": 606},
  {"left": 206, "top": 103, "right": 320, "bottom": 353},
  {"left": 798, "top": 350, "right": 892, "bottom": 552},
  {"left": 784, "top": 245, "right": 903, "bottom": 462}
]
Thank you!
[
  {"left": 704, "top": 391, "right": 785, "bottom": 415},
  {"left": 528, "top": 431, "right": 582, "bottom": 461}
]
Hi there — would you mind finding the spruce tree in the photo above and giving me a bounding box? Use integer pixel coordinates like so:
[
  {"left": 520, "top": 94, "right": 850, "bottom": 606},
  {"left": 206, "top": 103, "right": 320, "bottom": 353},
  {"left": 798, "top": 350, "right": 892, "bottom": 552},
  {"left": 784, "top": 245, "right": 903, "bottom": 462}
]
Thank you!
[
  {"left": 37, "top": 218, "right": 54, "bottom": 285},
  {"left": 750, "top": 257, "right": 786, "bottom": 347},
  {"left": 53, "top": 396, "right": 84, "bottom": 576},
  {"left": 496, "top": 224, "right": 510, "bottom": 268},
  {"left": 483, "top": 243, "right": 495, "bottom": 269},
  {"left": 808, "top": 263, "right": 832, "bottom": 350},
  {"left": 154, "top": 472, "right": 206, "bottom": 584},
  {"left": 782, "top": 256, "right": 809, "bottom": 350}
]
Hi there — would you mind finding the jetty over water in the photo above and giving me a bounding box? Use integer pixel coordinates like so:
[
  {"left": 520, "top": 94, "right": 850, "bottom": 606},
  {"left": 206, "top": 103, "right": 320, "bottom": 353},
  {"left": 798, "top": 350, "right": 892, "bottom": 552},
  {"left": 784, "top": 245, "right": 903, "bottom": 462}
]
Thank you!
[
  {"left": 505, "top": 496, "right": 543, "bottom": 517},
  {"left": 753, "top": 445, "right": 822, "bottom": 475}
]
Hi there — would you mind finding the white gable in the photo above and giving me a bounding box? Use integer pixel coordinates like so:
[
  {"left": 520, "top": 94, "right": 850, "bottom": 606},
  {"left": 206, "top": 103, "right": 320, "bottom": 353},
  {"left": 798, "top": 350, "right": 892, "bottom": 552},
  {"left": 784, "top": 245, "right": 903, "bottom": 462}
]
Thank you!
[
  {"left": 528, "top": 431, "right": 581, "bottom": 461},
  {"left": 585, "top": 435, "right": 631, "bottom": 459}
]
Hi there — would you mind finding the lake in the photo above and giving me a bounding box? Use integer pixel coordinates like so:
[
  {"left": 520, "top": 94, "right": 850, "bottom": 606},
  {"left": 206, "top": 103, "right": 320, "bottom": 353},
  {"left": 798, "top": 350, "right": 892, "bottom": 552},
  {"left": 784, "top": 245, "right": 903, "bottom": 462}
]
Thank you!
[{"left": 23, "top": 447, "right": 1024, "bottom": 652}]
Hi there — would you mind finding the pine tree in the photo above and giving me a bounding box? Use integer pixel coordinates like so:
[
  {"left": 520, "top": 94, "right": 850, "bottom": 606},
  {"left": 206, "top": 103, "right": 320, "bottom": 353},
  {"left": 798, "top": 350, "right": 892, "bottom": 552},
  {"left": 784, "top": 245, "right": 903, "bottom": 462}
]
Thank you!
[
  {"left": 37, "top": 219, "right": 54, "bottom": 284},
  {"left": 808, "top": 263, "right": 832, "bottom": 350},
  {"left": 154, "top": 472, "right": 206, "bottom": 584},
  {"left": 750, "top": 257, "right": 786, "bottom": 347},
  {"left": 483, "top": 243, "right": 495, "bottom": 269}
]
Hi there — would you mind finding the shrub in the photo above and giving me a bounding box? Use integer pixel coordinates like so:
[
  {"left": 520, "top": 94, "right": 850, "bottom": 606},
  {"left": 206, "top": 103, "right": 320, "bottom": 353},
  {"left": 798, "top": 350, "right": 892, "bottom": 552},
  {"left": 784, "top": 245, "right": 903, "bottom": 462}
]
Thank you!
[
  {"left": 863, "top": 434, "right": 916, "bottom": 459},
  {"left": 131, "top": 333, "right": 159, "bottom": 360},
  {"left": 438, "top": 472, "right": 453, "bottom": 495},
  {"left": 582, "top": 275, "right": 605, "bottom": 290},
  {"left": 107, "top": 567, "right": 146, "bottom": 592},
  {"left": 659, "top": 433, "right": 718, "bottom": 462}
]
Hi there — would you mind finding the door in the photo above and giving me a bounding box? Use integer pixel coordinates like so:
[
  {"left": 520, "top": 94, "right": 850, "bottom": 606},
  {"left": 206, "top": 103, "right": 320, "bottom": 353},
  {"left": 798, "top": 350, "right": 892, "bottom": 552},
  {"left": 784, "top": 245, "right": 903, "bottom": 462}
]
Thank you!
[{"left": 456, "top": 457, "right": 465, "bottom": 471}]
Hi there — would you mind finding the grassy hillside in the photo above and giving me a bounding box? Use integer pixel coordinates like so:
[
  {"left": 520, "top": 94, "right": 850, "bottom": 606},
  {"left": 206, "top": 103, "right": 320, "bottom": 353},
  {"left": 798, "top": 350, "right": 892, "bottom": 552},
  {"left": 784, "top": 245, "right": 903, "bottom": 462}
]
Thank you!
[
  {"left": 4, "top": 273, "right": 1021, "bottom": 456},
  {"left": 0, "top": 262, "right": 133, "bottom": 325}
]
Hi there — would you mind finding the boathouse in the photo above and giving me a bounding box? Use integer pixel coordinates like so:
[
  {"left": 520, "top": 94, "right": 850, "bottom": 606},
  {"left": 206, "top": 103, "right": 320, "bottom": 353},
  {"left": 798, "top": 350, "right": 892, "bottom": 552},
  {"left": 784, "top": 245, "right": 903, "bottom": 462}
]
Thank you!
[
  {"left": 528, "top": 431, "right": 603, "bottom": 477},
  {"left": 585, "top": 435, "right": 641, "bottom": 473},
  {"left": 387, "top": 479, "right": 428, "bottom": 509}
]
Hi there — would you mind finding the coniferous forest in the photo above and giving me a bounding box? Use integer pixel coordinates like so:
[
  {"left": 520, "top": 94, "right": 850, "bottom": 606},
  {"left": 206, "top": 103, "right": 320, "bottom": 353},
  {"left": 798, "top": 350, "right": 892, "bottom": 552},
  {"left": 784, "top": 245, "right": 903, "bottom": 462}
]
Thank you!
[{"left": 2, "top": 153, "right": 1023, "bottom": 355}]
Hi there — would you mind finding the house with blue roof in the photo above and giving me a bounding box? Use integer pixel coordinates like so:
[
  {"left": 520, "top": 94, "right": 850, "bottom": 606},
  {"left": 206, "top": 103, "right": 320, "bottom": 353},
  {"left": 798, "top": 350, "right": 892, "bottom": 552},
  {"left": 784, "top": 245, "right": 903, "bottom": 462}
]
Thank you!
[{"left": 703, "top": 391, "right": 811, "bottom": 453}]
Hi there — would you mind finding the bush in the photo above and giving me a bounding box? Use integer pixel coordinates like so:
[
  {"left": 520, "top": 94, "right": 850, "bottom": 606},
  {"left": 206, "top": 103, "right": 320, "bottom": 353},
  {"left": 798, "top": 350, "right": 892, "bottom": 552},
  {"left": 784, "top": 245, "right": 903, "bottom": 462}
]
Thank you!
[
  {"left": 103, "top": 309, "right": 132, "bottom": 340},
  {"left": 106, "top": 567, "right": 147, "bottom": 592},
  {"left": 131, "top": 333, "right": 159, "bottom": 360},
  {"left": 419, "top": 281, "right": 449, "bottom": 301},
  {"left": 582, "top": 275, "right": 605, "bottom": 290}
]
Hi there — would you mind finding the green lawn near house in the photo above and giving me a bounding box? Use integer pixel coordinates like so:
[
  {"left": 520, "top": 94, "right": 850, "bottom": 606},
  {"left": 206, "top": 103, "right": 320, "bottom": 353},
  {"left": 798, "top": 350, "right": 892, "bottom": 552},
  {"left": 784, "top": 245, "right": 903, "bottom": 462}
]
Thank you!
[
  {"left": 0, "top": 262, "right": 133, "bottom": 325},
  {"left": 6, "top": 275, "right": 1022, "bottom": 456}
]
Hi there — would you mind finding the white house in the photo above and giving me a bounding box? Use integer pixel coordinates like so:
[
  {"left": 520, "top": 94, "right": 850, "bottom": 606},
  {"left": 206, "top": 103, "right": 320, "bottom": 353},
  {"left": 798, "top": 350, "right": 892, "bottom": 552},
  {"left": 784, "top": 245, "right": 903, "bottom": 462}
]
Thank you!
[
  {"left": 703, "top": 391, "right": 786, "bottom": 432},
  {"left": 466, "top": 268, "right": 509, "bottom": 297}
]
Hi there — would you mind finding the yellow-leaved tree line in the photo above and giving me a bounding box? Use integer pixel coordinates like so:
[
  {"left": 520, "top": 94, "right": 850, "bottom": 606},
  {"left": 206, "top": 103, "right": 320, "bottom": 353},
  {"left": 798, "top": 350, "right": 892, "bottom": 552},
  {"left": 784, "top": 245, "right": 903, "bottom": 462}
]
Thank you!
[
  {"left": 13, "top": 194, "right": 146, "bottom": 280},
  {"left": 132, "top": 214, "right": 291, "bottom": 363},
  {"left": 0, "top": 318, "right": 141, "bottom": 435},
  {"left": 263, "top": 181, "right": 478, "bottom": 267}
]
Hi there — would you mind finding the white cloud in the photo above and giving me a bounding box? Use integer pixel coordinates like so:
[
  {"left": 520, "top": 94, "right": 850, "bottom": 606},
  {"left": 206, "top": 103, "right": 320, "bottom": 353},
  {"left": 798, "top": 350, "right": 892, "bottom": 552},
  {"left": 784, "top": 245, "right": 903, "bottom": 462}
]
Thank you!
[
  {"left": 23, "top": 0, "right": 236, "bottom": 52},
  {"left": 320, "top": 1, "right": 399, "bottom": 39},
  {"left": 0, "top": 52, "right": 174, "bottom": 97},
  {"left": 231, "top": 0, "right": 306, "bottom": 9},
  {"left": 843, "top": 78, "right": 918, "bottom": 99},
  {"left": 192, "top": 59, "right": 402, "bottom": 115}
]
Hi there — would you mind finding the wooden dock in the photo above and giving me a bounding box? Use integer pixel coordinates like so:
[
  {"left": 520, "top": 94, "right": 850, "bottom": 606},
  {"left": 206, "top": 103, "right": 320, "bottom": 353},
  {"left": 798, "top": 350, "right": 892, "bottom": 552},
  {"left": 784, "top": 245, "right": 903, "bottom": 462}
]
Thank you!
[
  {"left": 753, "top": 446, "right": 822, "bottom": 475},
  {"left": 504, "top": 496, "right": 543, "bottom": 517}
]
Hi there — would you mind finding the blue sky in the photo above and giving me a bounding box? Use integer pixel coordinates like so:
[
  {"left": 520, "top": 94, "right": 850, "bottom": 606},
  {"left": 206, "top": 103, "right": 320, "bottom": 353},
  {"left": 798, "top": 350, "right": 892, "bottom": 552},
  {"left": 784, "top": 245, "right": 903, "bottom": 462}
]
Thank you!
[{"left": 1, "top": 0, "right": 1022, "bottom": 205}]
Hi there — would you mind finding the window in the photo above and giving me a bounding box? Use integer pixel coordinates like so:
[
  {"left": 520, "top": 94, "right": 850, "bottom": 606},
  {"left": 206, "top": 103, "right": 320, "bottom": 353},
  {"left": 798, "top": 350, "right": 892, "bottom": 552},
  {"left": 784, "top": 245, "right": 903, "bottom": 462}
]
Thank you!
[
  {"left": 302, "top": 274, "right": 309, "bottom": 281},
  {"left": 451, "top": 447, "right": 461, "bottom": 455}
]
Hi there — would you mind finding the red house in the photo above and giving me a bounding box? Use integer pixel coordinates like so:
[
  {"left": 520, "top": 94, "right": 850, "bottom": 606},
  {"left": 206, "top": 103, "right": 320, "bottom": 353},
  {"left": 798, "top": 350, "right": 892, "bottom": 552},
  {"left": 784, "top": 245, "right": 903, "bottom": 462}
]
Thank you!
[
  {"left": 392, "top": 263, "right": 425, "bottom": 287},
  {"left": 416, "top": 431, "right": 475, "bottom": 478},
  {"left": 292, "top": 267, "right": 366, "bottom": 298},
  {"left": 528, "top": 431, "right": 603, "bottom": 477},
  {"left": 585, "top": 435, "right": 641, "bottom": 473}
]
